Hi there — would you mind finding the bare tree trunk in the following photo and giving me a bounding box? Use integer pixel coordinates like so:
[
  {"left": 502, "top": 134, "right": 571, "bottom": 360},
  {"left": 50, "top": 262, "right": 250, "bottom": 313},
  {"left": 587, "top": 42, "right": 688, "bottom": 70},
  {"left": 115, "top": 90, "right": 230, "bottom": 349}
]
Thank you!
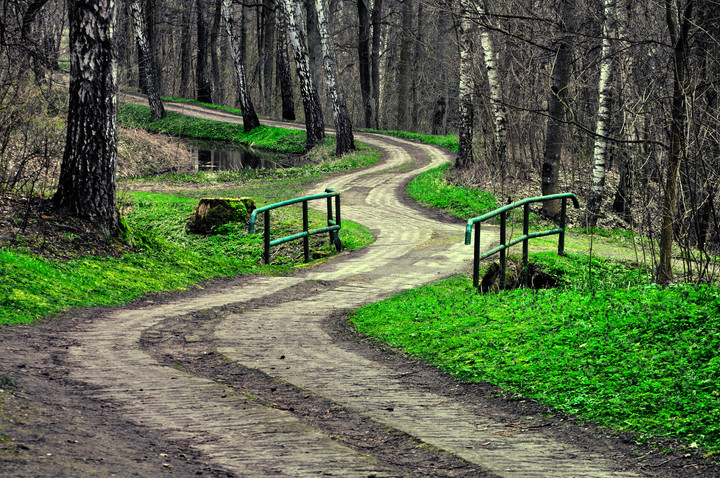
[
  {"left": 396, "top": 0, "right": 412, "bottom": 130},
  {"left": 371, "top": 0, "right": 382, "bottom": 129},
  {"left": 584, "top": 0, "right": 617, "bottom": 228},
  {"left": 261, "top": 0, "right": 276, "bottom": 112},
  {"left": 196, "top": 0, "right": 213, "bottom": 103},
  {"left": 129, "top": 0, "right": 165, "bottom": 120},
  {"left": 282, "top": 0, "right": 325, "bottom": 151},
  {"left": 357, "top": 0, "right": 375, "bottom": 128},
  {"left": 179, "top": 0, "right": 193, "bottom": 98},
  {"left": 456, "top": 0, "right": 475, "bottom": 169},
  {"left": 304, "top": 0, "right": 322, "bottom": 91},
  {"left": 476, "top": 4, "right": 507, "bottom": 171},
  {"left": 54, "top": 0, "right": 119, "bottom": 236},
  {"left": 541, "top": 0, "right": 576, "bottom": 218},
  {"left": 210, "top": 0, "right": 223, "bottom": 104},
  {"left": 276, "top": 4, "right": 296, "bottom": 121},
  {"left": 411, "top": 1, "right": 422, "bottom": 132},
  {"left": 222, "top": 0, "right": 260, "bottom": 131},
  {"left": 657, "top": 0, "right": 693, "bottom": 283},
  {"left": 315, "top": 0, "right": 354, "bottom": 156}
]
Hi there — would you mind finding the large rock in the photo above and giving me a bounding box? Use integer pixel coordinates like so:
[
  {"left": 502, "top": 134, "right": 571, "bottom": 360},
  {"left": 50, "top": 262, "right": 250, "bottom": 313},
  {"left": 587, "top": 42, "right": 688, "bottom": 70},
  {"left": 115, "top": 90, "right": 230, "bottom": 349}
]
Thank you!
[{"left": 187, "top": 197, "right": 255, "bottom": 235}]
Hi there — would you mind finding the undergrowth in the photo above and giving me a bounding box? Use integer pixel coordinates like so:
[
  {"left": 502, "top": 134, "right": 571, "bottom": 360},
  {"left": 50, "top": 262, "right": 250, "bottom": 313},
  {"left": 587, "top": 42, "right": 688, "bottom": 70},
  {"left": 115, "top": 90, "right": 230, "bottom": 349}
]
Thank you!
[{"left": 351, "top": 252, "right": 720, "bottom": 454}]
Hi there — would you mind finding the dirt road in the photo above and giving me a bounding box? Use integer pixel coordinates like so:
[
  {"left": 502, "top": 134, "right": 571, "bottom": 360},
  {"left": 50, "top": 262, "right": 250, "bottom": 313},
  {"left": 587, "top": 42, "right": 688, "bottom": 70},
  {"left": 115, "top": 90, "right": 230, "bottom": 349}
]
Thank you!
[{"left": 1, "top": 100, "right": 708, "bottom": 477}]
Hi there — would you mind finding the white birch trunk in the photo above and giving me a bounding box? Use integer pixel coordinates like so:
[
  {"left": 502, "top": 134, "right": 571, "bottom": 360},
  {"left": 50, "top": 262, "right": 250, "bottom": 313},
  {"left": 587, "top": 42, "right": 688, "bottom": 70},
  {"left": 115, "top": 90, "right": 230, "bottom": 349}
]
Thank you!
[
  {"left": 281, "top": 0, "right": 325, "bottom": 151},
  {"left": 129, "top": 0, "right": 165, "bottom": 121},
  {"left": 477, "top": 11, "right": 507, "bottom": 170},
  {"left": 584, "top": 0, "right": 617, "bottom": 228},
  {"left": 456, "top": 0, "right": 475, "bottom": 168},
  {"left": 222, "top": 0, "right": 260, "bottom": 132},
  {"left": 314, "top": 0, "right": 355, "bottom": 156}
]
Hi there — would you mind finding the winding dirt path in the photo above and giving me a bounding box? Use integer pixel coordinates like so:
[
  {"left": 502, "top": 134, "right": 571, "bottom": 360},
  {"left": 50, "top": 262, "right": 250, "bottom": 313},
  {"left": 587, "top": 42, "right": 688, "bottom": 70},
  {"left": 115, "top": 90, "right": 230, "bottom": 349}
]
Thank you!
[{"left": 48, "top": 97, "right": 647, "bottom": 476}]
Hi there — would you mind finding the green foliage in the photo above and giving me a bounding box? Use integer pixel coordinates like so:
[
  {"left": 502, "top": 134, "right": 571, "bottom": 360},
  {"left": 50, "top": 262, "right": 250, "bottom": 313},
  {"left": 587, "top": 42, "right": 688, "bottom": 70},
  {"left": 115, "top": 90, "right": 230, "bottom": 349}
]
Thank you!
[
  {"left": 407, "top": 164, "right": 497, "bottom": 219},
  {"left": 161, "top": 97, "right": 244, "bottom": 116},
  {"left": 351, "top": 254, "right": 720, "bottom": 453},
  {"left": 118, "top": 103, "right": 306, "bottom": 153},
  {"left": 364, "top": 129, "right": 459, "bottom": 153}
]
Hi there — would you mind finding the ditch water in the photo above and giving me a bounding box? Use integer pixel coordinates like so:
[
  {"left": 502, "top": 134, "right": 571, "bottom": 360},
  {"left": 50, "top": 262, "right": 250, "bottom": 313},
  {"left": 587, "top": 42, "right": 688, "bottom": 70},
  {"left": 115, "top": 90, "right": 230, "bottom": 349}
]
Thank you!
[{"left": 185, "top": 139, "right": 285, "bottom": 171}]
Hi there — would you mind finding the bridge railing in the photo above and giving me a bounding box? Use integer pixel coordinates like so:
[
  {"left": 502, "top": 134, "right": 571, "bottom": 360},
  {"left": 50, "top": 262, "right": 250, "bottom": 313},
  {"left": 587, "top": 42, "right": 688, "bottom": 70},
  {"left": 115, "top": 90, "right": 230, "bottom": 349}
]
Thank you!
[
  {"left": 465, "top": 193, "right": 579, "bottom": 289},
  {"left": 249, "top": 188, "right": 341, "bottom": 264}
]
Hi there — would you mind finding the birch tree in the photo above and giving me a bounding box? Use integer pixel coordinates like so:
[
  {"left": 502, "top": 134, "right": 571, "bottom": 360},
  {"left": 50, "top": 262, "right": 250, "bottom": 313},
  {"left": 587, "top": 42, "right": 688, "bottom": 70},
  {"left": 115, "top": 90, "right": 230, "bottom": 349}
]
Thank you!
[
  {"left": 357, "top": 0, "right": 374, "bottom": 128},
  {"left": 475, "top": 3, "right": 507, "bottom": 171},
  {"left": 53, "top": 0, "right": 119, "bottom": 236},
  {"left": 282, "top": 0, "right": 324, "bottom": 151},
  {"left": 314, "top": 0, "right": 354, "bottom": 156},
  {"left": 583, "top": 0, "right": 617, "bottom": 228},
  {"left": 129, "top": 0, "right": 165, "bottom": 120},
  {"left": 222, "top": 0, "right": 260, "bottom": 131},
  {"left": 276, "top": 4, "right": 296, "bottom": 121},
  {"left": 455, "top": 0, "right": 475, "bottom": 168}
]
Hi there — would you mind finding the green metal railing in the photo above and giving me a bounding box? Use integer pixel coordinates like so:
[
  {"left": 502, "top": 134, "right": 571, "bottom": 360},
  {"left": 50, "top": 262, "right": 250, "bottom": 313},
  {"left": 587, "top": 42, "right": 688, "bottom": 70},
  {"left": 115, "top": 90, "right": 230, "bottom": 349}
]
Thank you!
[
  {"left": 465, "top": 193, "right": 579, "bottom": 289},
  {"left": 248, "top": 188, "right": 342, "bottom": 264}
]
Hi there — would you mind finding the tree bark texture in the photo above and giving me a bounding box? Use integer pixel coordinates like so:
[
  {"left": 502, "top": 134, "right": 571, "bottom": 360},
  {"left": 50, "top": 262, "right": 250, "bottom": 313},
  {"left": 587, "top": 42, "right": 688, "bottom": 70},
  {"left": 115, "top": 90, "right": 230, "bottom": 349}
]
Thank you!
[
  {"left": 129, "top": 0, "right": 165, "bottom": 120},
  {"left": 541, "top": 0, "right": 577, "bottom": 219},
  {"left": 210, "top": 0, "right": 223, "bottom": 103},
  {"left": 456, "top": 1, "right": 475, "bottom": 169},
  {"left": 371, "top": 0, "right": 382, "bottom": 129},
  {"left": 657, "top": 0, "right": 693, "bottom": 283},
  {"left": 195, "top": 0, "right": 213, "bottom": 103},
  {"left": 179, "top": 0, "right": 193, "bottom": 98},
  {"left": 282, "top": 0, "right": 325, "bottom": 151},
  {"left": 584, "top": 0, "right": 617, "bottom": 228},
  {"left": 476, "top": 5, "right": 507, "bottom": 171},
  {"left": 261, "top": 0, "right": 275, "bottom": 111},
  {"left": 53, "top": 0, "right": 119, "bottom": 236},
  {"left": 222, "top": 0, "right": 260, "bottom": 132},
  {"left": 357, "top": 0, "right": 375, "bottom": 128},
  {"left": 276, "top": 4, "right": 296, "bottom": 121},
  {"left": 396, "top": 0, "right": 412, "bottom": 130},
  {"left": 314, "top": 0, "right": 355, "bottom": 156}
]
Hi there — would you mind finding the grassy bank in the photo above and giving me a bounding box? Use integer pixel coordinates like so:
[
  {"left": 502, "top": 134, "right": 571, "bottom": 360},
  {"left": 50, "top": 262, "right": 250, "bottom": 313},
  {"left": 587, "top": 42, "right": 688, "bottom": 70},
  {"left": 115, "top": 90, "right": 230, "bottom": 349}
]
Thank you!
[
  {"left": 351, "top": 253, "right": 720, "bottom": 454},
  {"left": 1, "top": 108, "right": 380, "bottom": 325}
]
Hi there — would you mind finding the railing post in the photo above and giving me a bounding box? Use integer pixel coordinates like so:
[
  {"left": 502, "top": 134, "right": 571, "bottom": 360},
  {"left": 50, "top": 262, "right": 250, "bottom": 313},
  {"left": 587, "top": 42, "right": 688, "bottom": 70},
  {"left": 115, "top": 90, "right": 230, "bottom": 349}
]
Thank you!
[
  {"left": 559, "top": 197, "right": 568, "bottom": 256},
  {"left": 334, "top": 194, "right": 342, "bottom": 250},
  {"left": 327, "top": 196, "right": 334, "bottom": 246},
  {"left": 302, "top": 200, "right": 310, "bottom": 263},
  {"left": 473, "top": 222, "right": 481, "bottom": 288},
  {"left": 263, "top": 210, "right": 271, "bottom": 264},
  {"left": 523, "top": 203, "right": 530, "bottom": 288},
  {"left": 500, "top": 211, "right": 507, "bottom": 289}
]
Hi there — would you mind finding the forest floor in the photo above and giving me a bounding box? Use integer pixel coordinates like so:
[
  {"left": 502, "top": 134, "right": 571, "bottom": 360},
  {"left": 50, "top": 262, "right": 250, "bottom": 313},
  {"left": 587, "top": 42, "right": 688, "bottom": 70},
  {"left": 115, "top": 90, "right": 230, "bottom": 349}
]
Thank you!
[{"left": 1, "top": 99, "right": 718, "bottom": 477}]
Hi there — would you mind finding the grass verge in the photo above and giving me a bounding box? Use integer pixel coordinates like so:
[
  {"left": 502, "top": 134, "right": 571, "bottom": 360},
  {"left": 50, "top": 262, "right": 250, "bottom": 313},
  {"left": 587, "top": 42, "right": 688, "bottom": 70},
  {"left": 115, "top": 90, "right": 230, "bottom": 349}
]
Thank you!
[
  {"left": 351, "top": 252, "right": 720, "bottom": 454},
  {"left": 407, "top": 164, "right": 497, "bottom": 219},
  {"left": 1, "top": 189, "right": 373, "bottom": 326},
  {"left": 119, "top": 103, "right": 307, "bottom": 153}
]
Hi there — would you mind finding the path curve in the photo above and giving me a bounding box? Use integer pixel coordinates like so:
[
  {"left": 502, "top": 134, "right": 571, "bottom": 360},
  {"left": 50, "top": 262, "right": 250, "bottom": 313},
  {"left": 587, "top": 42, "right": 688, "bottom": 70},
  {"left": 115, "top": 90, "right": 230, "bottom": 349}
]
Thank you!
[{"left": 68, "top": 98, "right": 640, "bottom": 476}]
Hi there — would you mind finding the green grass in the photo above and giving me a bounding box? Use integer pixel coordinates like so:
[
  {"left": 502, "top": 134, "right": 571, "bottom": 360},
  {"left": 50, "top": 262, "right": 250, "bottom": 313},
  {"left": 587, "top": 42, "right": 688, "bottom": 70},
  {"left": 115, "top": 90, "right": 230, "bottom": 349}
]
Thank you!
[
  {"left": 365, "top": 129, "right": 459, "bottom": 152},
  {"left": 351, "top": 252, "right": 720, "bottom": 453},
  {"left": 0, "top": 189, "right": 374, "bottom": 325},
  {"left": 407, "top": 164, "right": 497, "bottom": 219},
  {"left": 119, "top": 103, "right": 307, "bottom": 153},
  {"left": 161, "top": 97, "right": 244, "bottom": 117}
]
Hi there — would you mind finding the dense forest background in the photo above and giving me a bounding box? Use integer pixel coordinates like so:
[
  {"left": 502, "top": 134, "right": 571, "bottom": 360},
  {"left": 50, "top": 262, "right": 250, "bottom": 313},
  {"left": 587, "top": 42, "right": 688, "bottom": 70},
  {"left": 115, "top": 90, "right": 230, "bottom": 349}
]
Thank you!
[{"left": 1, "top": 0, "right": 719, "bottom": 282}]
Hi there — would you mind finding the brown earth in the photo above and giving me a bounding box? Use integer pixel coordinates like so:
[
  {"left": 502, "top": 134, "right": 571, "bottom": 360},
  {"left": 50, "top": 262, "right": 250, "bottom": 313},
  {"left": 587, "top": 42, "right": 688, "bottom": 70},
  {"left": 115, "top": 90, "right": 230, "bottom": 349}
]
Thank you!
[{"left": 1, "top": 98, "right": 719, "bottom": 477}]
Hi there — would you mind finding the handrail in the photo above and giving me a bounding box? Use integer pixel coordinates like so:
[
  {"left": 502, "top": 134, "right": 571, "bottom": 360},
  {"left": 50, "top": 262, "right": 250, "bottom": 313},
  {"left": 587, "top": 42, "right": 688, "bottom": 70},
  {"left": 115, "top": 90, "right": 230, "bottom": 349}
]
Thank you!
[
  {"left": 465, "top": 193, "right": 579, "bottom": 289},
  {"left": 248, "top": 188, "right": 342, "bottom": 264}
]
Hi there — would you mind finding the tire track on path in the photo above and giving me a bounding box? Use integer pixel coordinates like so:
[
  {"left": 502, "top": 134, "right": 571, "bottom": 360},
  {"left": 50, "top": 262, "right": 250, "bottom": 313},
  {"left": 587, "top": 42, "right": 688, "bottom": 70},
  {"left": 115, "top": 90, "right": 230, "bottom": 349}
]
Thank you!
[{"left": 69, "top": 99, "right": 640, "bottom": 476}]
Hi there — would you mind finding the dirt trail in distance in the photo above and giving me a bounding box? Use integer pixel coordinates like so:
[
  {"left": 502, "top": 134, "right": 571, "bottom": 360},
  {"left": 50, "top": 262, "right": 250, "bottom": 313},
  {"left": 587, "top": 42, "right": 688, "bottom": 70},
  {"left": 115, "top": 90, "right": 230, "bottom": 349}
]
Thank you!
[{"left": 2, "top": 98, "right": 715, "bottom": 477}]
